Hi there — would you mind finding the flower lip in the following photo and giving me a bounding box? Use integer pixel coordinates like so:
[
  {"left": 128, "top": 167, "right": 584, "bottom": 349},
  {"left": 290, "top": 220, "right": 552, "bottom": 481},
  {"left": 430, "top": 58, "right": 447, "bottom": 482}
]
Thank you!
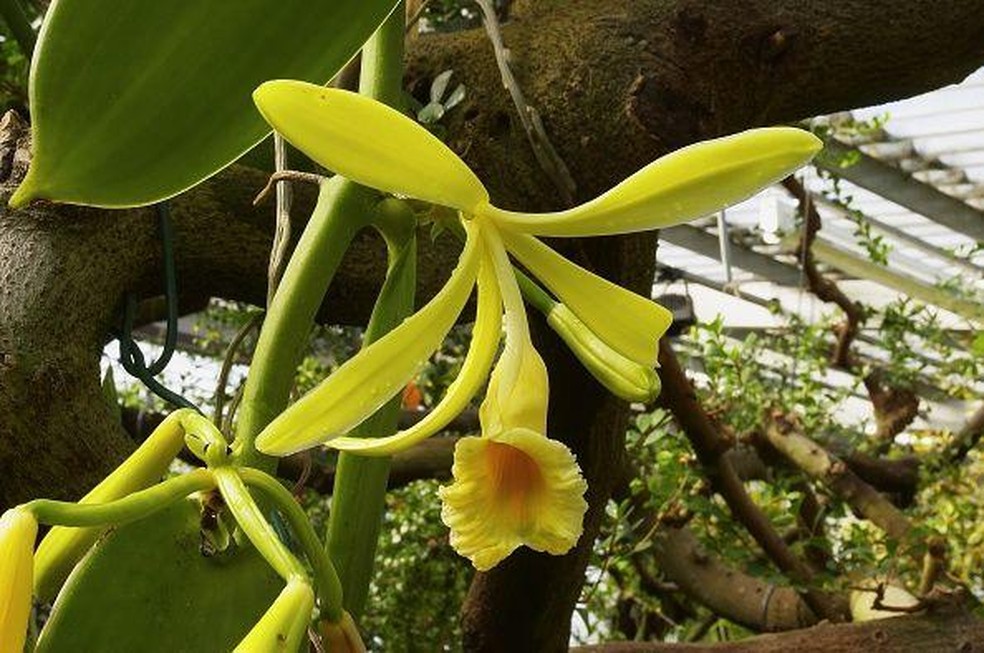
[{"left": 439, "top": 428, "right": 588, "bottom": 571}]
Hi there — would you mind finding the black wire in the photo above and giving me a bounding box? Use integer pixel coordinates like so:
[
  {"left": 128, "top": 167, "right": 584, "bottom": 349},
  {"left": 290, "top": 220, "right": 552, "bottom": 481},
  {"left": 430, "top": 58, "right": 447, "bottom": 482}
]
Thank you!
[{"left": 115, "top": 203, "right": 199, "bottom": 411}]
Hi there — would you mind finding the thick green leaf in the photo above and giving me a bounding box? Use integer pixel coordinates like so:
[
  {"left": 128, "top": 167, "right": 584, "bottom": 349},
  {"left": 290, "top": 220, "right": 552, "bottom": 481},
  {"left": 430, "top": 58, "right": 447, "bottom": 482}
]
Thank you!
[
  {"left": 11, "top": 0, "right": 398, "bottom": 208},
  {"left": 36, "top": 498, "right": 282, "bottom": 653}
]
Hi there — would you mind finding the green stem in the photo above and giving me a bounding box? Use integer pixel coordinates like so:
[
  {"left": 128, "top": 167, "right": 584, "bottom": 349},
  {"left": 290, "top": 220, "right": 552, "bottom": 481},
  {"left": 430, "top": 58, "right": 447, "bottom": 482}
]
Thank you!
[
  {"left": 26, "top": 469, "right": 215, "bottom": 527},
  {"left": 328, "top": 200, "right": 417, "bottom": 618},
  {"left": 357, "top": 1, "right": 406, "bottom": 106},
  {"left": 213, "top": 467, "right": 306, "bottom": 583},
  {"left": 234, "top": 177, "right": 373, "bottom": 467},
  {"left": 239, "top": 467, "right": 344, "bottom": 622},
  {"left": 0, "top": 0, "right": 34, "bottom": 57},
  {"left": 515, "top": 267, "right": 559, "bottom": 314},
  {"left": 324, "top": 2, "right": 412, "bottom": 620}
]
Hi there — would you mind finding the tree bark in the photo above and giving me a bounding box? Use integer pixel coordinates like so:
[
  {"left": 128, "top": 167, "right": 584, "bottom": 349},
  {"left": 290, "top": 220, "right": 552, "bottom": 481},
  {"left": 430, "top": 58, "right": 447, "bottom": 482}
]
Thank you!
[
  {"left": 571, "top": 606, "right": 984, "bottom": 652},
  {"left": 1, "top": 0, "right": 983, "bottom": 650}
]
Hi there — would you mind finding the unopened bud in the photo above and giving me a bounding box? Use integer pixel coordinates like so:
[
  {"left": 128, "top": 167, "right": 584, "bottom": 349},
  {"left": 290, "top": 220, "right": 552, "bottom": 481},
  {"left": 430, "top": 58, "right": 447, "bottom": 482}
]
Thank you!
[
  {"left": 547, "top": 304, "right": 661, "bottom": 403},
  {"left": 235, "top": 580, "right": 314, "bottom": 652}
]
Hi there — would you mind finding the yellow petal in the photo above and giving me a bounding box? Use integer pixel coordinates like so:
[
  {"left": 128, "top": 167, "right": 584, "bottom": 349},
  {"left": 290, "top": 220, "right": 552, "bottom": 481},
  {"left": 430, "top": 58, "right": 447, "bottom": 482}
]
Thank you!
[
  {"left": 254, "top": 81, "right": 488, "bottom": 212},
  {"left": 256, "top": 224, "right": 483, "bottom": 456},
  {"left": 0, "top": 508, "right": 37, "bottom": 653},
  {"left": 326, "top": 248, "right": 502, "bottom": 456},
  {"left": 438, "top": 428, "right": 587, "bottom": 571},
  {"left": 480, "top": 225, "right": 551, "bottom": 436},
  {"left": 234, "top": 580, "right": 314, "bottom": 652},
  {"left": 484, "top": 127, "right": 821, "bottom": 236},
  {"left": 479, "top": 337, "right": 549, "bottom": 437},
  {"left": 500, "top": 230, "right": 671, "bottom": 366}
]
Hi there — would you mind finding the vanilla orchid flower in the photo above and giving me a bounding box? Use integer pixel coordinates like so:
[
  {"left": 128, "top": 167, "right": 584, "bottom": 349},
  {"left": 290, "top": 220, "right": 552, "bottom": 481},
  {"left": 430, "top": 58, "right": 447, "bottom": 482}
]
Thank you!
[
  {"left": 438, "top": 226, "right": 588, "bottom": 569},
  {"left": 251, "top": 82, "right": 821, "bottom": 460},
  {"left": 0, "top": 507, "right": 38, "bottom": 652}
]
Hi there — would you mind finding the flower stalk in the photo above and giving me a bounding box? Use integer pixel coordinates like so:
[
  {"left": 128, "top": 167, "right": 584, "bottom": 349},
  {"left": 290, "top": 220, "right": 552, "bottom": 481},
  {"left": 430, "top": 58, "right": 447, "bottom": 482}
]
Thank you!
[
  {"left": 233, "top": 177, "right": 374, "bottom": 468},
  {"left": 321, "top": 2, "right": 420, "bottom": 620},
  {"left": 239, "top": 467, "right": 343, "bottom": 622}
]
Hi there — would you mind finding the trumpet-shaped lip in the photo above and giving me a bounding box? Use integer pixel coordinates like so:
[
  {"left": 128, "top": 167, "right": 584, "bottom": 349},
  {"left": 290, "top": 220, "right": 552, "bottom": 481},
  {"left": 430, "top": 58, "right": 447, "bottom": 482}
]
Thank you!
[
  {"left": 0, "top": 508, "right": 37, "bottom": 653},
  {"left": 439, "top": 428, "right": 587, "bottom": 571}
]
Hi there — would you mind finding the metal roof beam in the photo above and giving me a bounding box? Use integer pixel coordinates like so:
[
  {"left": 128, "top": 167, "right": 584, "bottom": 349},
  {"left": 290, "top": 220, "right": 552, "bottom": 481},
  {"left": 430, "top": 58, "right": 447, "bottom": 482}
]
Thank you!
[
  {"left": 661, "top": 225, "right": 803, "bottom": 287},
  {"left": 817, "top": 139, "right": 984, "bottom": 242}
]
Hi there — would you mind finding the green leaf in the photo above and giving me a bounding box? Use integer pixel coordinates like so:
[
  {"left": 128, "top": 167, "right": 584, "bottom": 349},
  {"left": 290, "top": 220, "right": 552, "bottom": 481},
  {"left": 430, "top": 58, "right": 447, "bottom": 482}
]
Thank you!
[
  {"left": 36, "top": 498, "right": 282, "bottom": 653},
  {"left": 11, "top": 0, "right": 398, "bottom": 208},
  {"left": 430, "top": 69, "right": 454, "bottom": 103}
]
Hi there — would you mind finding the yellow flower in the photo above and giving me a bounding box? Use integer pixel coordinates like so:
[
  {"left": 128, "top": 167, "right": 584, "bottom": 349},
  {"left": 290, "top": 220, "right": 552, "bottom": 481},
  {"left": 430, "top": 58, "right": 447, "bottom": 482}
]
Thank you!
[
  {"left": 0, "top": 507, "right": 38, "bottom": 653},
  {"left": 250, "top": 83, "right": 822, "bottom": 459},
  {"left": 435, "top": 228, "right": 587, "bottom": 568}
]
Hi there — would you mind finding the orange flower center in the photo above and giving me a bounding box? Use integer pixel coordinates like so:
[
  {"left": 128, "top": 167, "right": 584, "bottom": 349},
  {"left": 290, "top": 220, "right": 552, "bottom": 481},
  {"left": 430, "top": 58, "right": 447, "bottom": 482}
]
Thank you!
[{"left": 486, "top": 442, "right": 544, "bottom": 523}]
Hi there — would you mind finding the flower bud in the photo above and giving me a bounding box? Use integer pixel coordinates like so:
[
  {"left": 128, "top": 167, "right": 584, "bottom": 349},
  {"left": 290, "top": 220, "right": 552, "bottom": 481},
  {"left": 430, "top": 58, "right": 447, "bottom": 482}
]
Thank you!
[
  {"left": 546, "top": 304, "right": 661, "bottom": 403},
  {"left": 234, "top": 580, "right": 314, "bottom": 652},
  {"left": 0, "top": 507, "right": 38, "bottom": 652}
]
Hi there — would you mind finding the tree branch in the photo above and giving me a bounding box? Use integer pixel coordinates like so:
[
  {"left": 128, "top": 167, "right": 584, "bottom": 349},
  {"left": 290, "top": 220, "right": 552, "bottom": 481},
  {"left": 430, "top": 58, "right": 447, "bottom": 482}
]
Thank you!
[
  {"left": 571, "top": 604, "right": 982, "bottom": 652},
  {"left": 762, "top": 412, "right": 912, "bottom": 542},
  {"left": 657, "top": 340, "right": 848, "bottom": 622}
]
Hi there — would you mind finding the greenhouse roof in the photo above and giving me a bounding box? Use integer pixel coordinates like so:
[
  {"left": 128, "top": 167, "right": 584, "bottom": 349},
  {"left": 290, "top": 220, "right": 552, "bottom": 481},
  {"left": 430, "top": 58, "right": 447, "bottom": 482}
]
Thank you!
[{"left": 656, "top": 65, "right": 984, "bottom": 431}]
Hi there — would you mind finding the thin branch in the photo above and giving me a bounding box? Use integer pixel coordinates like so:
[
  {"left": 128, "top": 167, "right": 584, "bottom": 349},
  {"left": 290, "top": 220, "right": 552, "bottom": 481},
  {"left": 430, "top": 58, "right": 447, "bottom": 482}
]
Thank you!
[
  {"left": 475, "top": 0, "right": 576, "bottom": 205},
  {"left": 213, "top": 311, "right": 263, "bottom": 429},
  {"left": 782, "top": 176, "right": 863, "bottom": 370},
  {"left": 762, "top": 411, "right": 913, "bottom": 542},
  {"left": 268, "top": 132, "right": 294, "bottom": 306},
  {"left": 656, "top": 340, "right": 848, "bottom": 622},
  {"left": 948, "top": 400, "right": 984, "bottom": 462},
  {"left": 784, "top": 176, "right": 918, "bottom": 444},
  {"left": 252, "top": 170, "right": 326, "bottom": 207}
]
